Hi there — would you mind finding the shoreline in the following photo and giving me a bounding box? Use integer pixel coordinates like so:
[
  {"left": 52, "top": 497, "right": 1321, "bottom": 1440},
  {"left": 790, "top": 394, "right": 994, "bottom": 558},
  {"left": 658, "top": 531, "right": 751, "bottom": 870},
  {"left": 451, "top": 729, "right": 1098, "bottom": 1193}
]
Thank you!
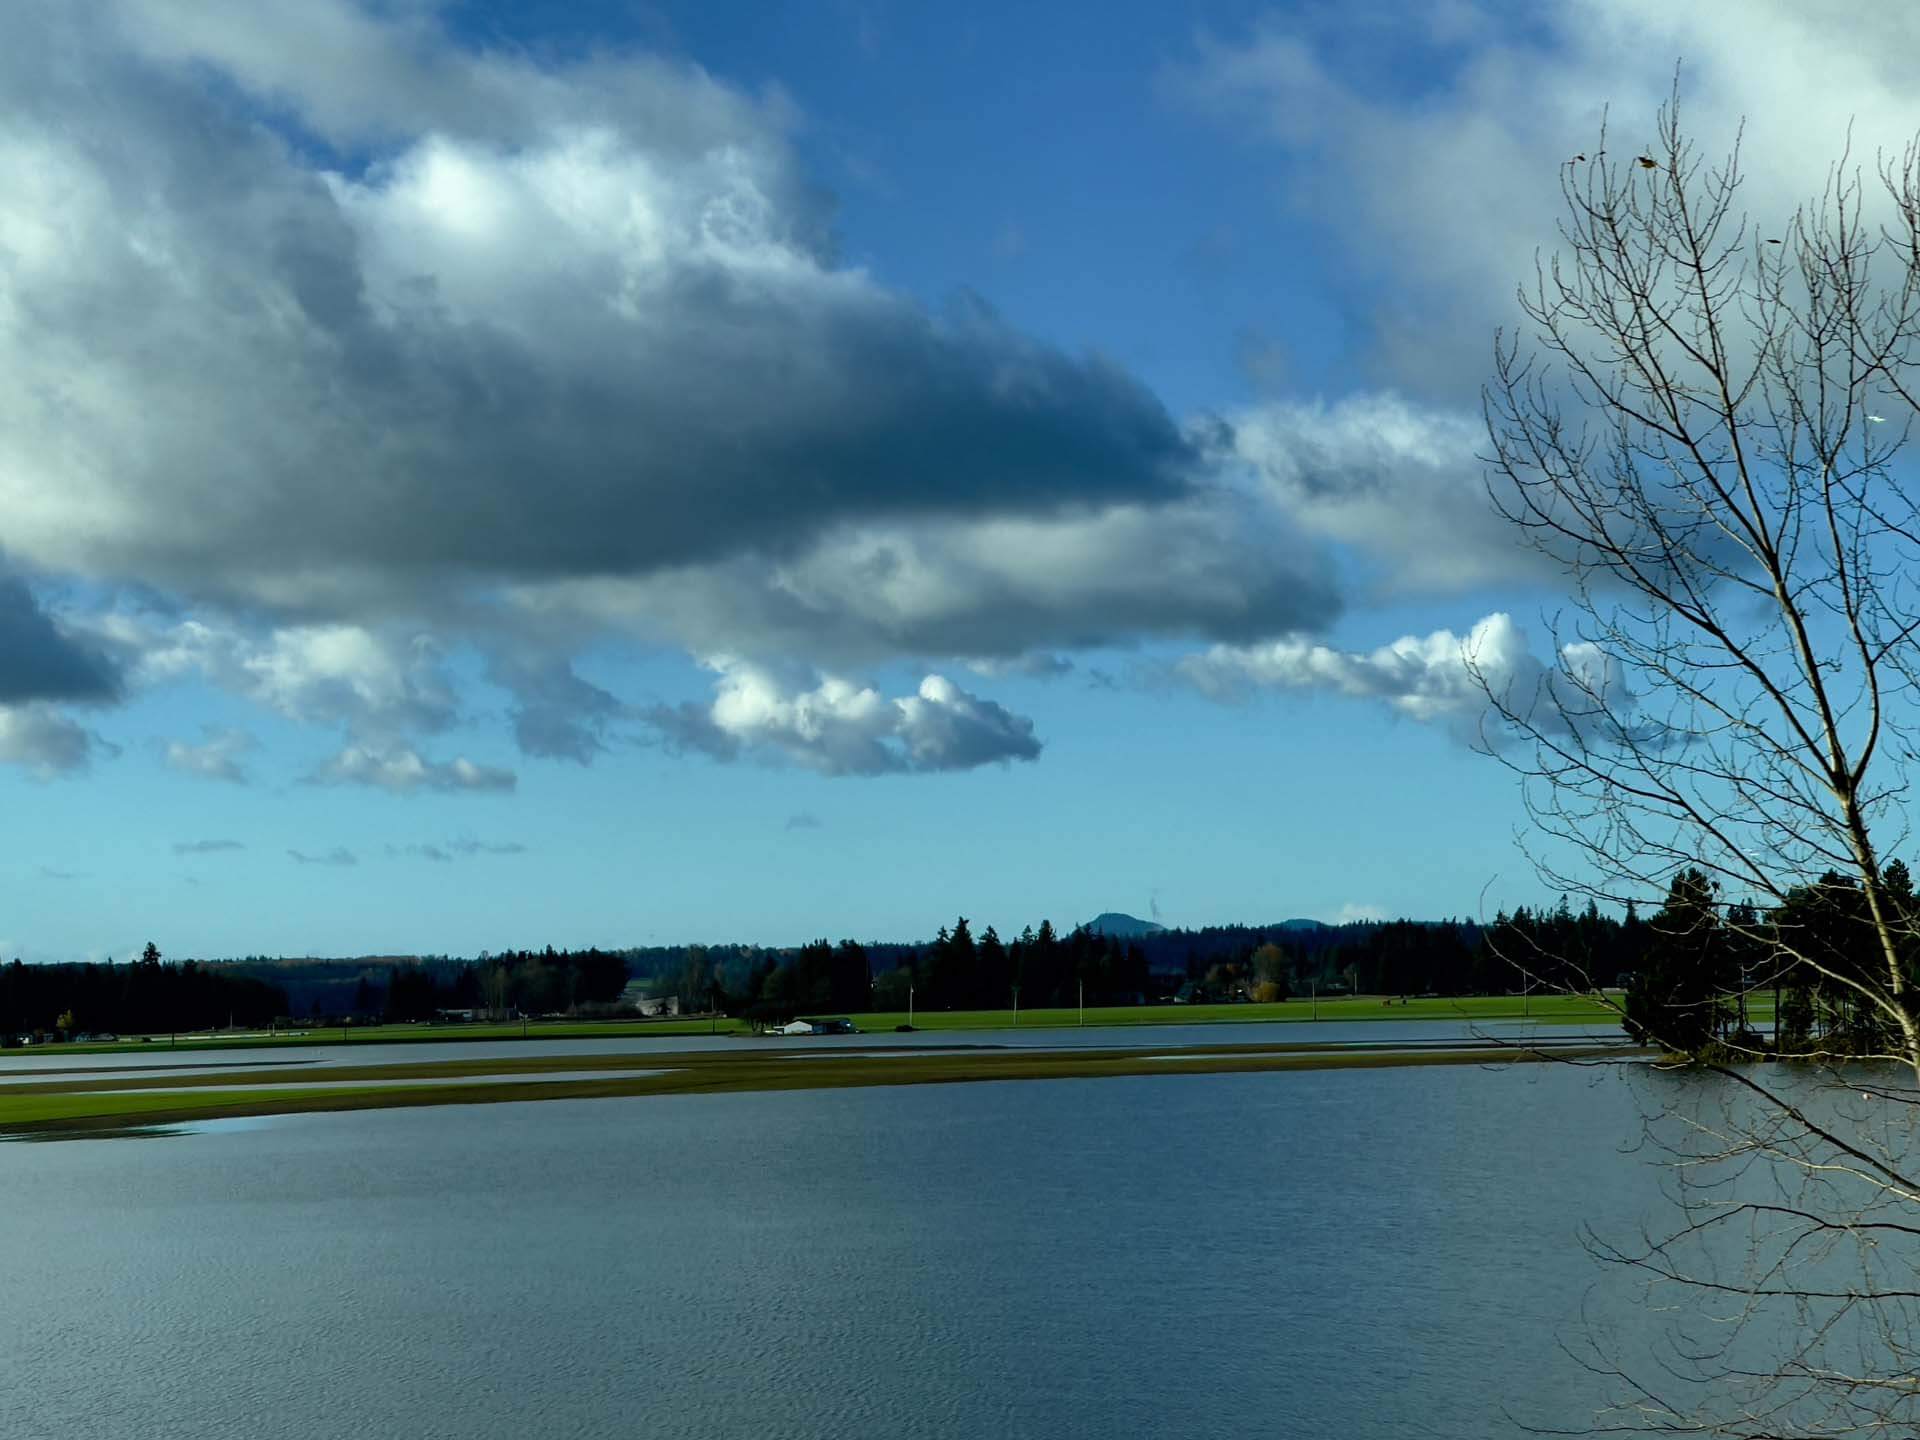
[{"left": 0, "top": 1037, "right": 1641, "bottom": 1138}]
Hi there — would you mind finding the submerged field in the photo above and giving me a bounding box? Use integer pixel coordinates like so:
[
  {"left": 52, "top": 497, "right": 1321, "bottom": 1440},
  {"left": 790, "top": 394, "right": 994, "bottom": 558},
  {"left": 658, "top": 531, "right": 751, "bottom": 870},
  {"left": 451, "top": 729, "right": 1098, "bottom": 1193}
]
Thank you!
[
  {"left": 27, "top": 990, "right": 1629, "bottom": 1057},
  {"left": 0, "top": 1034, "right": 1635, "bottom": 1137}
]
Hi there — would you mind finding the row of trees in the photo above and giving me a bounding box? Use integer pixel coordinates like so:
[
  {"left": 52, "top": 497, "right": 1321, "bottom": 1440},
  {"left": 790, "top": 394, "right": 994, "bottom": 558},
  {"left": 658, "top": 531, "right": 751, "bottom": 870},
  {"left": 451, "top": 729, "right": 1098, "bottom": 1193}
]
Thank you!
[
  {"left": 0, "top": 944, "right": 288, "bottom": 1041},
  {"left": 1617, "top": 860, "right": 1920, "bottom": 1059},
  {"left": 3, "top": 907, "right": 1709, "bottom": 1039},
  {"left": 376, "top": 947, "right": 630, "bottom": 1022}
]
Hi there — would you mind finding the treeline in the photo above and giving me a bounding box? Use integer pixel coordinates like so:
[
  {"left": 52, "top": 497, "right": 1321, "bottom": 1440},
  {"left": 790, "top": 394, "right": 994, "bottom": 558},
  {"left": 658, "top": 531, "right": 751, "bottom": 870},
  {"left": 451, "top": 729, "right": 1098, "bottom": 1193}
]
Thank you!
[
  {"left": 1, "top": 900, "right": 1684, "bottom": 1042},
  {"left": 685, "top": 919, "right": 1157, "bottom": 1021},
  {"left": 0, "top": 944, "right": 287, "bottom": 1042},
  {"left": 1624, "top": 860, "right": 1920, "bottom": 1057},
  {"left": 696, "top": 905, "right": 1650, "bottom": 1021},
  {"left": 378, "top": 947, "right": 630, "bottom": 1021}
]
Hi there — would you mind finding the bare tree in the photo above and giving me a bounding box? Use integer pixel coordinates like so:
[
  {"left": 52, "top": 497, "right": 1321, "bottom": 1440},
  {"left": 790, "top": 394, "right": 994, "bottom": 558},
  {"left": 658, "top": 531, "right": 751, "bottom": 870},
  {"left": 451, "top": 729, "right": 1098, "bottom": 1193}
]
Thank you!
[{"left": 1482, "top": 93, "right": 1920, "bottom": 1435}]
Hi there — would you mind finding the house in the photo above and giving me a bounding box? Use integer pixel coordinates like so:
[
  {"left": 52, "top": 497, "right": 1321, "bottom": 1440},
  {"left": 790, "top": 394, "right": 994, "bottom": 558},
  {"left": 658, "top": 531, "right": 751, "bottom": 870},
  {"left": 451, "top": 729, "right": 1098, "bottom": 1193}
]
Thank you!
[
  {"left": 781, "top": 1016, "right": 857, "bottom": 1036},
  {"left": 618, "top": 982, "right": 680, "bottom": 1017}
]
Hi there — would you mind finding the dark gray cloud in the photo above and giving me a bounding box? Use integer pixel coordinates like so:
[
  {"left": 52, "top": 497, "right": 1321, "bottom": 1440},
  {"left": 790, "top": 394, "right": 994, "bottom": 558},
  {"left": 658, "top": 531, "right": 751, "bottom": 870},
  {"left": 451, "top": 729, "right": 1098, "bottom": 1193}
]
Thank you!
[
  {"left": 0, "top": 8, "right": 1198, "bottom": 618},
  {"left": 487, "top": 654, "right": 627, "bottom": 764},
  {"left": 288, "top": 847, "right": 358, "bottom": 867},
  {"left": 171, "top": 839, "right": 245, "bottom": 856},
  {"left": 524, "top": 490, "right": 1339, "bottom": 669},
  {"left": 390, "top": 843, "right": 452, "bottom": 863},
  {"left": 0, "top": 706, "right": 115, "bottom": 776},
  {"left": 393, "top": 837, "right": 529, "bottom": 860},
  {"left": 0, "top": 576, "right": 119, "bottom": 705},
  {"left": 0, "top": 3, "right": 1365, "bottom": 784}
]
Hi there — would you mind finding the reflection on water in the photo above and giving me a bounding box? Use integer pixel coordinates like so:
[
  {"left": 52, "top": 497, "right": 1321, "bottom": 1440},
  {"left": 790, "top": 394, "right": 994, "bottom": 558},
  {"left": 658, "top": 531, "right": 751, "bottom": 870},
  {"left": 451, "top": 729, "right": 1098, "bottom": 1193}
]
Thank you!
[{"left": 0, "top": 1064, "right": 1682, "bottom": 1438}]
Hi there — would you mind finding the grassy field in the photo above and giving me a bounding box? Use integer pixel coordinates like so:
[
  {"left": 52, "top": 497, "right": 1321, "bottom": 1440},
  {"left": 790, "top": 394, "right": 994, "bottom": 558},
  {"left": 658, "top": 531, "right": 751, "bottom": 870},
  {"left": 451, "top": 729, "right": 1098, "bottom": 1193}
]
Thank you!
[
  {"left": 25, "top": 991, "right": 1628, "bottom": 1058},
  {"left": 0, "top": 1036, "right": 1636, "bottom": 1138}
]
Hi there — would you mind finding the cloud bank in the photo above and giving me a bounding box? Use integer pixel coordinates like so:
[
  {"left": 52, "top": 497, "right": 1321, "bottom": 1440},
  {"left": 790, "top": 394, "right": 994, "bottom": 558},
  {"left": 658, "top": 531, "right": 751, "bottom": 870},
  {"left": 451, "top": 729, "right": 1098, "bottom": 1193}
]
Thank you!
[{"left": 0, "top": 0, "right": 1376, "bottom": 777}]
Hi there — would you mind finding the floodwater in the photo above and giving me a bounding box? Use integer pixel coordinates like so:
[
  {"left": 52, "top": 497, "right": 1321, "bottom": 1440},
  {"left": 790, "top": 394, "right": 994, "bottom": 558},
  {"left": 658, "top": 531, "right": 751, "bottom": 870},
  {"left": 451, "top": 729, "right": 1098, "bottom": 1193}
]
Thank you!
[
  {"left": 0, "top": 1061, "right": 1705, "bottom": 1438},
  {"left": 0, "top": 1016, "right": 1628, "bottom": 1082}
]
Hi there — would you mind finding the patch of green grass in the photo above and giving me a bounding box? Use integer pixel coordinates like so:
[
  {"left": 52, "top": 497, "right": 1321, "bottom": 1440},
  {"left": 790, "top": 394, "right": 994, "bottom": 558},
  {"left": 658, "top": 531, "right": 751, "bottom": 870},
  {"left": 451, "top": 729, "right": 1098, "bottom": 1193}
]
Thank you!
[
  {"left": 0, "top": 1038, "right": 1638, "bottom": 1137},
  {"left": 19, "top": 990, "right": 1631, "bottom": 1060},
  {"left": 864, "top": 992, "right": 1626, "bottom": 1030}
]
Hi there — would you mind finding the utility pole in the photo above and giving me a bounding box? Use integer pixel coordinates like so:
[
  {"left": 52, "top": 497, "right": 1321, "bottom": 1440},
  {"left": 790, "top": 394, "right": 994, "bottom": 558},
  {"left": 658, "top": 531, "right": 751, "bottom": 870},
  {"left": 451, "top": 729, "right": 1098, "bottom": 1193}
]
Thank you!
[
  {"left": 908, "top": 984, "right": 914, "bottom": 1030},
  {"left": 1078, "top": 979, "right": 1084, "bottom": 1028}
]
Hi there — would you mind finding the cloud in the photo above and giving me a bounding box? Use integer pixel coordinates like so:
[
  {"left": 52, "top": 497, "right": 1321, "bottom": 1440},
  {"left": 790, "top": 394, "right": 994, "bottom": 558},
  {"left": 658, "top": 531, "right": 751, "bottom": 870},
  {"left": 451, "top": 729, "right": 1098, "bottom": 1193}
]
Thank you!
[
  {"left": 288, "top": 846, "right": 358, "bottom": 867},
  {"left": 1334, "top": 902, "right": 1387, "bottom": 924},
  {"left": 0, "top": 3, "right": 1387, "bottom": 781},
  {"left": 38, "top": 867, "right": 82, "bottom": 881},
  {"left": 0, "top": 704, "right": 115, "bottom": 777},
  {"left": 1169, "top": 4, "right": 1920, "bottom": 398},
  {"left": 647, "top": 659, "right": 1040, "bottom": 775},
  {"left": 312, "top": 745, "right": 516, "bottom": 795},
  {"left": 392, "top": 837, "right": 526, "bottom": 860},
  {"left": 0, "top": 3, "right": 1198, "bottom": 617},
  {"left": 514, "top": 487, "right": 1339, "bottom": 667},
  {"left": 171, "top": 839, "right": 245, "bottom": 856},
  {"left": 447, "top": 837, "right": 528, "bottom": 857},
  {"left": 0, "top": 574, "right": 119, "bottom": 705},
  {"left": 390, "top": 843, "right": 452, "bottom": 863},
  {"left": 1179, "top": 612, "right": 1627, "bottom": 745},
  {"left": 785, "top": 811, "right": 824, "bottom": 831},
  {"left": 1229, "top": 394, "right": 1552, "bottom": 593},
  {"left": 162, "top": 727, "right": 257, "bottom": 784},
  {"left": 485, "top": 652, "right": 626, "bottom": 763},
  {"left": 110, "top": 618, "right": 458, "bottom": 739}
]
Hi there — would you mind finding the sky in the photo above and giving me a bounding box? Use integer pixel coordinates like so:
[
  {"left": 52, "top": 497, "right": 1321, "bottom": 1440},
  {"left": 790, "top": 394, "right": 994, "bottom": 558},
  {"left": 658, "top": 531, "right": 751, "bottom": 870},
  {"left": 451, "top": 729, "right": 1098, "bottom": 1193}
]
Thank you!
[{"left": 2, "top": 0, "right": 1913, "bottom": 959}]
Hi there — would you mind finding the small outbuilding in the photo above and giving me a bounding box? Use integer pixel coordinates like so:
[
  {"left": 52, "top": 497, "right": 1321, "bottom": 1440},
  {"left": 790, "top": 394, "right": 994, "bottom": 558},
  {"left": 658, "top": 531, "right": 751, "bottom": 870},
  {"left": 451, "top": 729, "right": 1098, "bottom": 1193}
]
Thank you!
[{"left": 779, "top": 1017, "right": 858, "bottom": 1036}]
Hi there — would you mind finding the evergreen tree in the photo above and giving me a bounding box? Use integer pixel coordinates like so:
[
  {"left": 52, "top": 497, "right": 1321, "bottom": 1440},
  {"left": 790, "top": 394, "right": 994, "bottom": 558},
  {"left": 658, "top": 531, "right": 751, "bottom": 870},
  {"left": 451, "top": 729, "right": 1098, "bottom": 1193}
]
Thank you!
[{"left": 1623, "top": 869, "right": 1730, "bottom": 1056}]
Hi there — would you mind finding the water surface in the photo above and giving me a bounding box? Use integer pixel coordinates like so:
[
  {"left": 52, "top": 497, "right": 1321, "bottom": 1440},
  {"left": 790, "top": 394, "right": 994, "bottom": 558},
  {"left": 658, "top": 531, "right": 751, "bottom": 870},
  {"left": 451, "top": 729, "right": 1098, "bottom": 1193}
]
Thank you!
[{"left": 0, "top": 1062, "right": 1684, "bottom": 1438}]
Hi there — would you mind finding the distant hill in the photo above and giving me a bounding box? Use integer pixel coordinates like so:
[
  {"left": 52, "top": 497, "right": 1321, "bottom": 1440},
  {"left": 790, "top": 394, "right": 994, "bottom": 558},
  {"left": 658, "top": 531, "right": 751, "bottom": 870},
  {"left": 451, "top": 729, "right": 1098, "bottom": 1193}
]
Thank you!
[
  {"left": 1086, "top": 912, "right": 1166, "bottom": 938},
  {"left": 1276, "top": 918, "right": 1329, "bottom": 931}
]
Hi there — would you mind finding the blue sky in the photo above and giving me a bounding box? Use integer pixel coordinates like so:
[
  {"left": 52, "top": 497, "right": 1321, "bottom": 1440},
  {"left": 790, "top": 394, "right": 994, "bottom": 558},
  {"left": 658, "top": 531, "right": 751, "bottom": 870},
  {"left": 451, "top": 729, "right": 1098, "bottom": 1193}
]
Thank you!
[{"left": 0, "top": 0, "right": 1896, "bottom": 959}]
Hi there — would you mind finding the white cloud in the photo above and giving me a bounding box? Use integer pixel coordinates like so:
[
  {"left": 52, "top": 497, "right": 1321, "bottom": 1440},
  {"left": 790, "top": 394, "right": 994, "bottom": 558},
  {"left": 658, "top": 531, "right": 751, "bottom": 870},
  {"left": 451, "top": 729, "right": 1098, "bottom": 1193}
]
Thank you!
[
  {"left": 1230, "top": 393, "right": 1546, "bottom": 593},
  {"left": 312, "top": 744, "right": 516, "bottom": 795},
  {"left": 116, "top": 618, "right": 457, "bottom": 738},
  {"left": 162, "top": 727, "right": 256, "bottom": 784},
  {"left": 1171, "top": 3, "right": 1920, "bottom": 398},
  {"left": 1334, "top": 902, "right": 1387, "bottom": 924},
  {"left": 1180, "top": 612, "right": 1624, "bottom": 745},
  {"left": 647, "top": 659, "right": 1040, "bottom": 775}
]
